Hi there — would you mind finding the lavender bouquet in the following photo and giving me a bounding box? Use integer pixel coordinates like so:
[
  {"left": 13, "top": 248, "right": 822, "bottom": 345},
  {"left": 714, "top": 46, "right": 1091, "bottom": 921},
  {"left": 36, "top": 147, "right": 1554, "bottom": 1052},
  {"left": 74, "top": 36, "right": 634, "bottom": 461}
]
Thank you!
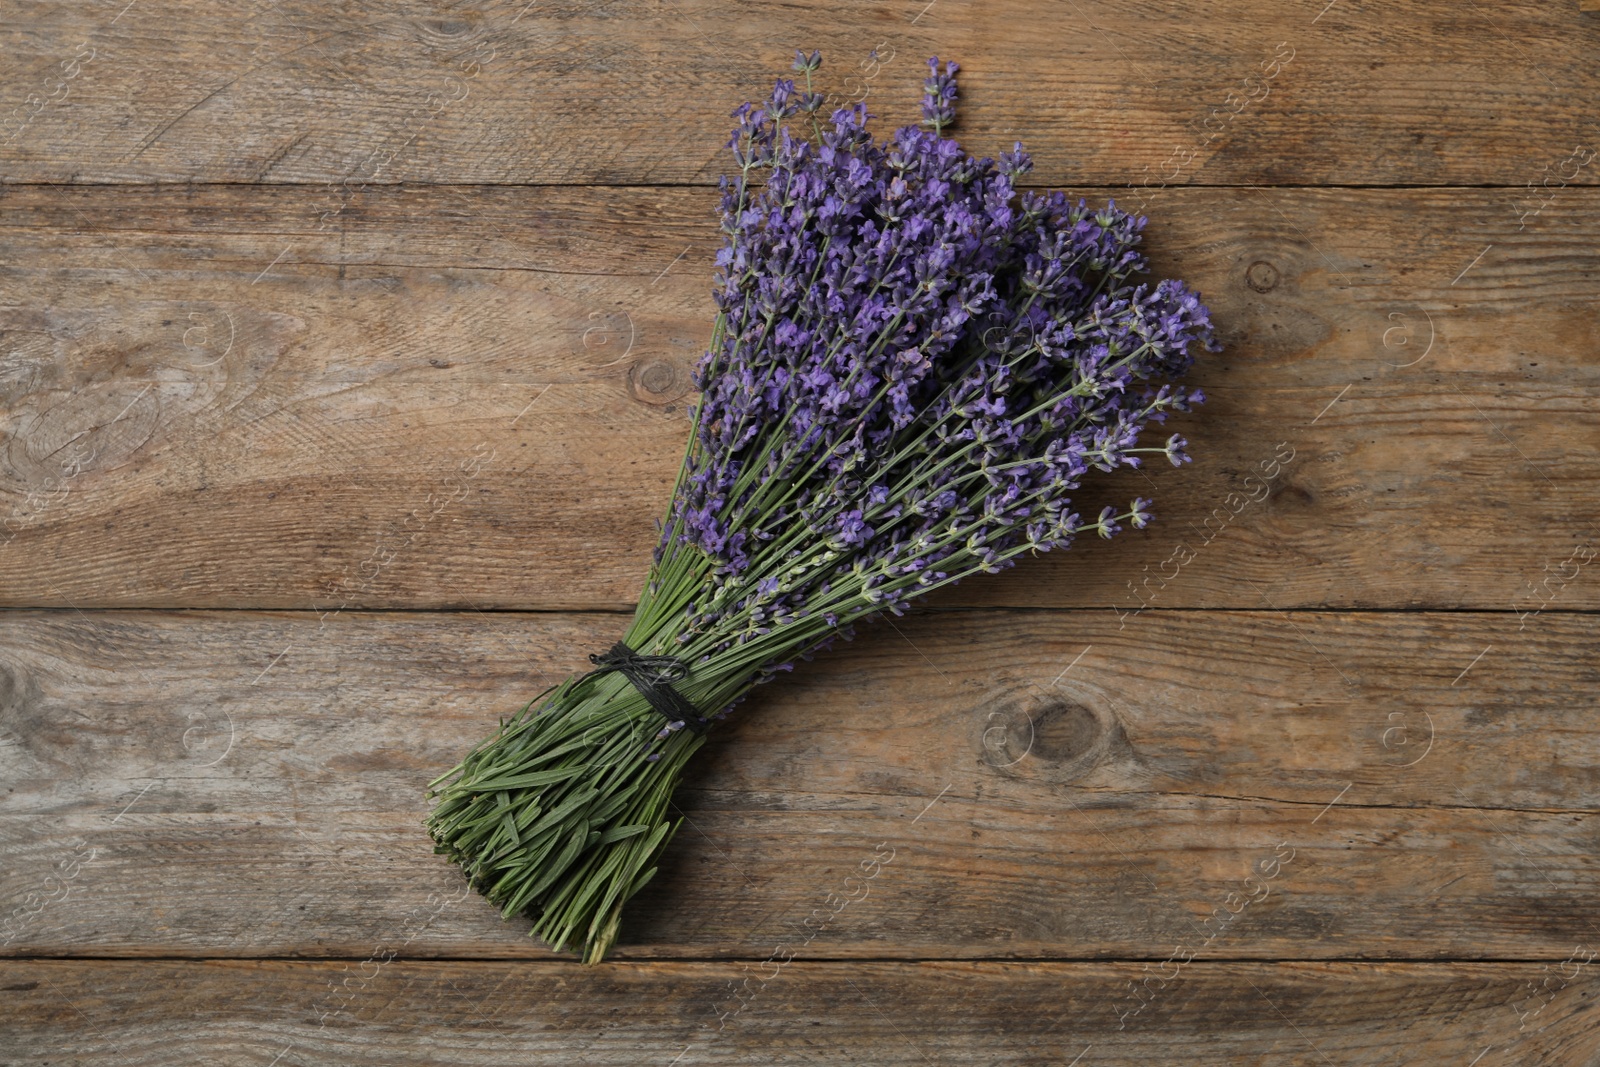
[{"left": 426, "top": 52, "right": 1217, "bottom": 963}]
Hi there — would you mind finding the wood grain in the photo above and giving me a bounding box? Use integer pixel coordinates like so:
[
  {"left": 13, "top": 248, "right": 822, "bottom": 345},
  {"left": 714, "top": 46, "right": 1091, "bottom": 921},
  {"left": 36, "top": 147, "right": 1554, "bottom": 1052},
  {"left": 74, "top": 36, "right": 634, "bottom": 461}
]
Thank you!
[
  {"left": 2, "top": 184, "right": 1596, "bottom": 611},
  {"left": 4, "top": 0, "right": 1595, "bottom": 1054},
  {"left": 3, "top": 608, "right": 1597, "bottom": 960},
  {"left": 3, "top": 958, "right": 1596, "bottom": 1065},
  {"left": 1, "top": 0, "right": 1598, "bottom": 188}
]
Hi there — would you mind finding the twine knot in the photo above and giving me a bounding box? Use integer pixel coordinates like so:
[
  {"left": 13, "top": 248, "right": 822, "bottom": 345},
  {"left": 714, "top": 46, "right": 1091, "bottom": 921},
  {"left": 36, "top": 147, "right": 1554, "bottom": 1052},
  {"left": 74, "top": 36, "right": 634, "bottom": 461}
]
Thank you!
[{"left": 585, "top": 641, "right": 709, "bottom": 733}]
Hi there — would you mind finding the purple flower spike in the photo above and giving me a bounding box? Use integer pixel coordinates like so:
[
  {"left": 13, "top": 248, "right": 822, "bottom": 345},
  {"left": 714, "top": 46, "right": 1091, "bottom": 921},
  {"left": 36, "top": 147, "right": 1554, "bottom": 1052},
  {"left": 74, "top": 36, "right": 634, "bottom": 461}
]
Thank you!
[{"left": 920, "top": 56, "right": 960, "bottom": 134}]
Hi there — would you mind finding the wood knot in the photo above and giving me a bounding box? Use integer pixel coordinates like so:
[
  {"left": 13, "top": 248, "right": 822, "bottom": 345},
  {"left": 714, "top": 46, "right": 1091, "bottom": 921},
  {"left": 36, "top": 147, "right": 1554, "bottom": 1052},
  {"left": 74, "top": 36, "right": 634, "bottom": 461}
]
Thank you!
[
  {"left": 416, "top": 17, "right": 478, "bottom": 39},
  {"left": 973, "top": 683, "right": 1132, "bottom": 784},
  {"left": 628, "top": 358, "right": 690, "bottom": 405},
  {"left": 1269, "top": 481, "right": 1316, "bottom": 508},
  {"left": 1028, "top": 701, "right": 1109, "bottom": 761},
  {"left": 1245, "top": 260, "right": 1281, "bottom": 293},
  {"left": 0, "top": 657, "right": 42, "bottom": 762},
  {"left": 7, "top": 381, "right": 161, "bottom": 486}
]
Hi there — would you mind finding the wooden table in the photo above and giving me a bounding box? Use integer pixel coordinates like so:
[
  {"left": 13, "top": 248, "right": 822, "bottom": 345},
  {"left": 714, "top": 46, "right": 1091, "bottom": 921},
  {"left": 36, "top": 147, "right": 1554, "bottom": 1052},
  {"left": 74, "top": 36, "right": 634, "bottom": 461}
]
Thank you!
[{"left": 4, "top": 1, "right": 1599, "bottom": 1062}]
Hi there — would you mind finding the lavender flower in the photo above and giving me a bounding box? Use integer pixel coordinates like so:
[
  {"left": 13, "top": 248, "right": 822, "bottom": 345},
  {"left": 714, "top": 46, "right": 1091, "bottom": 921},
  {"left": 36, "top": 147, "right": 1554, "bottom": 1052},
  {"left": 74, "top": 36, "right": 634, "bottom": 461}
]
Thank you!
[
  {"left": 428, "top": 51, "right": 1217, "bottom": 965},
  {"left": 658, "top": 58, "right": 1214, "bottom": 687},
  {"left": 921, "top": 56, "right": 959, "bottom": 135}
]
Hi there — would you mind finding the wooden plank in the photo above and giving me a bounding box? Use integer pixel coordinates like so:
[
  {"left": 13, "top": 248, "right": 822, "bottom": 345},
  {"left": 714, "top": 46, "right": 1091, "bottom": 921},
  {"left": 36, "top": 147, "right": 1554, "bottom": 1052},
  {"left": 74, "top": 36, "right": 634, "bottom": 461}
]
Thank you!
[
  {"left": 1, "top": 0, "right": 1597, "bottom": 188},
  {"left": 2, "top": 184, "right": 1597, "bottom": 611},
  {"left": 3, "top": 608, "right": 1597, "bottom": 959},
  {"left": 3, "top": 958, "right": 1596, "bottom": 1065}
]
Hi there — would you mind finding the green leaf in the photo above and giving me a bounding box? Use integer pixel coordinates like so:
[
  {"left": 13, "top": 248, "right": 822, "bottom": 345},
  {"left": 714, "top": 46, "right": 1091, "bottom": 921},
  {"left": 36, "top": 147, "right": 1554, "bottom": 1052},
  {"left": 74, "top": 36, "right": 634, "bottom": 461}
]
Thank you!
[
  {"left": 628, "top": 864, "right": 659, "bottom": 897},
  {"left": 598, "top": 823, "right": 651, "bottom": 845},
  {"left": 517, "top": 825, "right": 590, "bottom": 930},
  {"left": 524, "top": 787, "right": 600, "bottom": 841},
  {"left": 468, "top": 764, "right": 585, "bottom": 791}
]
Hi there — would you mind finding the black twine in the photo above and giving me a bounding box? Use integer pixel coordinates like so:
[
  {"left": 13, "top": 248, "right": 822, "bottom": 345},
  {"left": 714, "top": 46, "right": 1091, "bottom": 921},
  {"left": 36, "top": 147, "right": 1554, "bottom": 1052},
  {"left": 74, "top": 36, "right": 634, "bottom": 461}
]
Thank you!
[{"left": 584, "top": 641, "right": 710, "bottom": 734}]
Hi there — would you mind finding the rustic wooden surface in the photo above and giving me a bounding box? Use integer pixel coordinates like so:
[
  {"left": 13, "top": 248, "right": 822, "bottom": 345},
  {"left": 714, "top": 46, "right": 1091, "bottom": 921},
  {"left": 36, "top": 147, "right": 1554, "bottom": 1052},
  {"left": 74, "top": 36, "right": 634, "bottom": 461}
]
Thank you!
[
  {"left": 8, "top": 960, "right": 1600, "bottom": 1065},
  {"left": 3, "top": 0, "right": 1598, "bottom": 1063}
]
